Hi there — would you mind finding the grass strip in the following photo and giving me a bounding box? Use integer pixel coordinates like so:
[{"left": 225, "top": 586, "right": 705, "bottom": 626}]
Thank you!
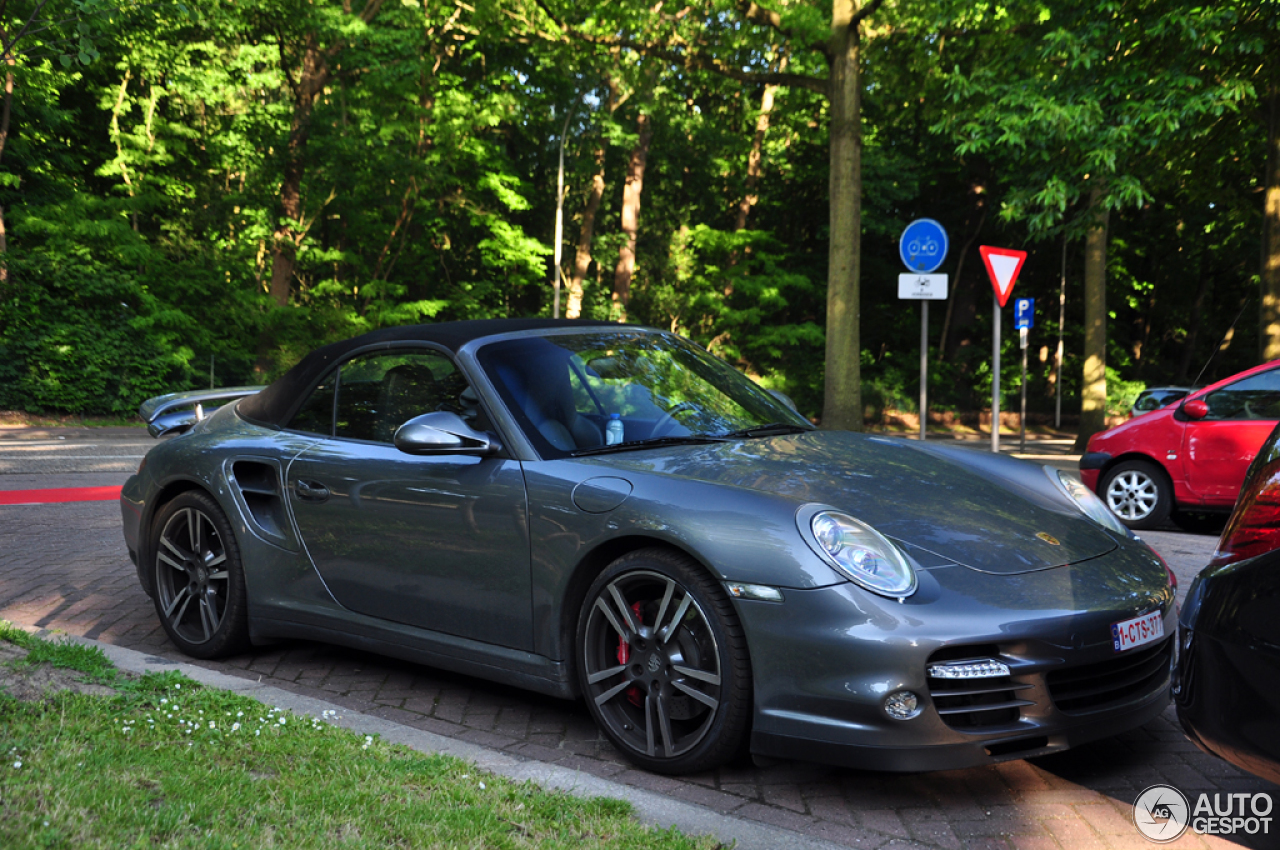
[{"left": 0, "top": 625, "right": 721, "bottom": 850}]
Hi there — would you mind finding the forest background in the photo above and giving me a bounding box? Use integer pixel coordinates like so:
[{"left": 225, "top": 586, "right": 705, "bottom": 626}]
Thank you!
[{"left": 0, "top": 0, "right": 1276, "bottom": 443}]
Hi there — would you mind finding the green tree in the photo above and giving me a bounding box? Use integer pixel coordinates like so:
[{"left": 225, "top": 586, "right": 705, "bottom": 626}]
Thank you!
[{"left": 934, "top": 0, "right": 1253, "bottom": 445}]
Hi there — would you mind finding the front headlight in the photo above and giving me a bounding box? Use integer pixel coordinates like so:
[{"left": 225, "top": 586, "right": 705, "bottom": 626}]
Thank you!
[
  {"left": 798, "top": 506, "right": 917, "bottom": 599},
  {"left": 1047, "top": 466, "right": 1129, "bottom": 536}
]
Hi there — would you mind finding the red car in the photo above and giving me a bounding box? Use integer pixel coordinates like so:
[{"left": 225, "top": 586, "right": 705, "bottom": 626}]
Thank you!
[{"left": 1080, "top": 360, "right": 1280, "bottom": 530}]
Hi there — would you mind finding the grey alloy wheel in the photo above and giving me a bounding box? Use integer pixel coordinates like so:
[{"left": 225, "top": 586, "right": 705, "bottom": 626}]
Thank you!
[
  {"left": 577, "top": 549, "right": 750, "bottom": 774},
  {"left": 151, "top": 491, "right": 250, "bottom": 658}
]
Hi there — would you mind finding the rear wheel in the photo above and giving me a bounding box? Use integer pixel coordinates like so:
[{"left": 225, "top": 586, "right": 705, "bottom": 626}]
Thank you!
[
  {"left": 150, "top": 491, "right": 251, "bottom": 659},
  {"left": 1100, "top": 460, "right": 1172, "bottom": 530},
  {"left": 576, "top": 548, "right": 751, "bottom": 774}
]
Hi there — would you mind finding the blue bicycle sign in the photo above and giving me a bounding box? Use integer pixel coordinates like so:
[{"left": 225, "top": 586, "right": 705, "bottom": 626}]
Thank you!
[{"left": 899, "top": 219, "right": 949, "bottom": 273}]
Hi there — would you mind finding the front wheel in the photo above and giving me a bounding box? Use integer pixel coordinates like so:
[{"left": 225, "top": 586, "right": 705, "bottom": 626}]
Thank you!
[
  {"left": 576, "top": 549, "right": 751, "bottom": 774},
  {"left": 149, "top": 491, "right": 251, "bottom": 659},
  {"left": 1100, "top": 460, "right": 1172, "bottom": 530}
]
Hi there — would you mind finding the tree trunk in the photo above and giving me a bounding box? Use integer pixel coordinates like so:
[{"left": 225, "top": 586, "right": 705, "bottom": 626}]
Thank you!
[
  {"left": 822, "top": 0, "right": 864, "bottom": 431},
  {"left": 269, "top": 32, "right": 330, "bottom": 309},
  {"left": 1262, "top": 82, "right": 1280, "bottom": 361},
  {"left": 612, "top": 112, "right": 653, "bottom": 319},
  {"left": 567, "top": 81, "right": 619, "bottom": 320},
  {"left": 734, "top": 79, "right": 780, "bottom": 233},
  {"left": 567, "top": 143, "right": 605, "bottom": 319},
  {"left": 256, "top": 0, "right": 384, "bottom": 374},
  {"left": 1175, "top": 273, "right": 1212, "bottom": 385},
  {"left": 0, "top": 59, "right": 13, "bottom": 285},
  {"left": 939, "top": 200, "right": 987, "bottom": 359},
  {"left": 1074, "top": 187, "right": 1110, "bottom": 450}
]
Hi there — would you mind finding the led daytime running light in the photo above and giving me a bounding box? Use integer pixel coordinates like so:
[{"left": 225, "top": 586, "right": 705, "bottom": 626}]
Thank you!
[{"left": 927, "top": 659, "right": 1011, "bottom": 680}]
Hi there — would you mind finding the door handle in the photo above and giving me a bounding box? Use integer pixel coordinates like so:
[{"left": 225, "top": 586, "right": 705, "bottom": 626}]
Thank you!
[{"left": 294, "top": 479, "right": 330, "bottom": 503}]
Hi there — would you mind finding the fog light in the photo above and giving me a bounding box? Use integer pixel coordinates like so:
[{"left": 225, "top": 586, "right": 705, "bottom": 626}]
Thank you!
[
  {"left": 884, "top": 690, "right": 923, "bottom": 720},
  {"left": 927, "top": 659, "right": 1010, "bottom": 680}
]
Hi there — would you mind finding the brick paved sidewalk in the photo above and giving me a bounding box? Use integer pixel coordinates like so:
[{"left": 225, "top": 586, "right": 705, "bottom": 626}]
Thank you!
[{"left": 1, "top": 495, "right": 1273, "bottom": 850}]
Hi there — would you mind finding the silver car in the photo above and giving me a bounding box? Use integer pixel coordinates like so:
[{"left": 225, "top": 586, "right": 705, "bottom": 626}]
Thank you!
[{"left": 121, "top": 319, "right": 1177, "bottom": 774}]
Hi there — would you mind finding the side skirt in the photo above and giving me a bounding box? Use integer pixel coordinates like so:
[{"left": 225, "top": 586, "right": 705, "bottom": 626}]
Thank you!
[{"left": 249, "top": 615, "right": 577, "bottom": 700}]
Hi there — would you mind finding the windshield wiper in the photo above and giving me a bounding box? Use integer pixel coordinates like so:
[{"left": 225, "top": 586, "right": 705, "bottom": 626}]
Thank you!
[
  {"left": 571, "top": 435, "right": 729, "bottom": 457},
  {"left": 717, "top": 422, "right": 814, "bottom": 439}
]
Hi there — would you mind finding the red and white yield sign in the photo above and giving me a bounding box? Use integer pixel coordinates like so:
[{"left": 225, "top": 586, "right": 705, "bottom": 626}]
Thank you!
[{"left": 979, "top": 246, "right": 1027, "bottom": 308}]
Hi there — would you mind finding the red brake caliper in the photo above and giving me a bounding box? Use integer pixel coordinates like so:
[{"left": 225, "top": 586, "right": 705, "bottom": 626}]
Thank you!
[{"left": 616, "top": 602, "right": 644, "bottom": 707}]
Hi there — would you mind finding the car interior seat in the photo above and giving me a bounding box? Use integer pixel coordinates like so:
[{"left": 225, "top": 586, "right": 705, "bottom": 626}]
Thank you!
[
  {"left": 494, "top": 348, "right": 603, "bottom": 451},
  {"left": 377, "top": 363, "right": 439, "bottom": 442}
]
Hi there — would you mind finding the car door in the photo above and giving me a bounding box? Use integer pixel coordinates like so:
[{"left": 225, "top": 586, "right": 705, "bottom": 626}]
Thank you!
[
  {"left": 1183, "top": 366, "right": 1280, "bottom": 504},
  {"left": 284, "top": 348, "right": 532, "bottom": 650}
]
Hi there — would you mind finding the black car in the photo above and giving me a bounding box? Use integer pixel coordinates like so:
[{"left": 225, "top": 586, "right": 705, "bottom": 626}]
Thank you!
[{"left": 1175, "top": 420, "right": 1280, "bottom": 785}]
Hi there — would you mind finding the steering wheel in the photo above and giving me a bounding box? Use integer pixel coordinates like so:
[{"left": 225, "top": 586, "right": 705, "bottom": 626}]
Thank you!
[{"left": 650, "top": 402, "right": 698, "bottom": 438}]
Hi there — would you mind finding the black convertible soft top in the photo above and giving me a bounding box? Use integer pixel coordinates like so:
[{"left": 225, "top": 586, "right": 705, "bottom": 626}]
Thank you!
[{"left": 237, "top": 318, "right": 620, "bottom": 429}]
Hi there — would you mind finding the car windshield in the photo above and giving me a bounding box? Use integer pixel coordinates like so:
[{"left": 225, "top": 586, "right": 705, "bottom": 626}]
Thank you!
[{"left": 477, "top": 329, "right": 813, "bottom": 458}]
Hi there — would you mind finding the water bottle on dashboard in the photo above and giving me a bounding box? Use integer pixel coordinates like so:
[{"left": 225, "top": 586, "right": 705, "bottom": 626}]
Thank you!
[{"left": 605, "top": 413, "right": 624, "bottom": 445}]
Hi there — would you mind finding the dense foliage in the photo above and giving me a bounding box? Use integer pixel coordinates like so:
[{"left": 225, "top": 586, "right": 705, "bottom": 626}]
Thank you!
[{"left": 0, "top": 0, "right": 1274, "bottom": 421}]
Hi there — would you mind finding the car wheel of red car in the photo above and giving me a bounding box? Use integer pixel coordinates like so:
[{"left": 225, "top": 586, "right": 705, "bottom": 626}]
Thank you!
[
  {"left": 1100, "top": 459, "right": 1172, "bottom": 530},
  {"left": 1171, "top": 510, "right": 1228, "bottom": 536}
]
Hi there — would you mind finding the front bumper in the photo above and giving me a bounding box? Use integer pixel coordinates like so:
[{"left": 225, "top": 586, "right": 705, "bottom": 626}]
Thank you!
[
  {"left": 1078, "top": 452, "right": 1110, "bottom": 493},
  {"left": 738, "top": 543, "right": 1176, "bottom": 772}
]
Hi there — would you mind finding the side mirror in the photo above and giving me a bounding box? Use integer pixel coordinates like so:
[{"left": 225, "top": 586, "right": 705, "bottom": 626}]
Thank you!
[
  {"left": 394, "top": 411, "right": 499, "bottom": 456},
  {"left": 767, "top": 389, "right": 799, "bottom": 412},
  {"left": 1183, "top": 399, "right": 1209, "bottom": 420}
]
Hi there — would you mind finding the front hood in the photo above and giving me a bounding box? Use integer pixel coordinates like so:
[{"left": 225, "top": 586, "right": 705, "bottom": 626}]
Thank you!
[{"left": 600, "top": 432, "right": 1117, "bottom": 574}]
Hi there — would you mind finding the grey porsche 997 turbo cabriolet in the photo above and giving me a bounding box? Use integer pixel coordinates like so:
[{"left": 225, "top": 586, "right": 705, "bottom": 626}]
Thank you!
[{"left": 121, "top": 318, "right": 1177, "bottom": 774}]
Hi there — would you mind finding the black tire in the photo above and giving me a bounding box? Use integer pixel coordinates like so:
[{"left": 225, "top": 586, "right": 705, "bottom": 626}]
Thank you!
[
  {"left": 149, "top": 491, "right": 251, "bottom": 659},
  {"left": 1099, "top": 459, "right": 1173, "bottom": 530},
  {"left": 1170, "top": 510, "right": 1228, "bottom": 536},
  {"left": 575, "top": 548, "right": 751, "bottom": 774}
]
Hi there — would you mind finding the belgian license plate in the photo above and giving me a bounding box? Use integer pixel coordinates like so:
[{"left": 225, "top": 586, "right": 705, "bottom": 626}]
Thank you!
[{"left": 1112, "top": 610, "right": 1163, "bottom": 652}]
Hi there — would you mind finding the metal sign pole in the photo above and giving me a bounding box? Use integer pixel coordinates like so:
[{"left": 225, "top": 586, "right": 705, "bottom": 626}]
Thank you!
[
  {"left": 992, "top": 293, "right": 1001, "bottom": 454},
  {"left": 920, "top": 301, "right": 928, "bottom": 441},
  {"left": 1020, "top": 329, "right": 1028, "bottom": 453},
  {"left": 1056, "top": 238, "right": 1066, "bottom": 429}
]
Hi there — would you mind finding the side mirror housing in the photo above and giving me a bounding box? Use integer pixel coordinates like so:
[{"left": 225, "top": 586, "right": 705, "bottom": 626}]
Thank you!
[
  {"left": 1183, "top": 399, "right": 1209, "bottom": 420},
  {"left": 394, "top": 411, "right": 500, "bottom": 456}
]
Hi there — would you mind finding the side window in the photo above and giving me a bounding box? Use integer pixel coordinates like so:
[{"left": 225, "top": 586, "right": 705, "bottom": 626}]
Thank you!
[
  {"left": 332, "top": 349, "right": 481, "bottom": 443},
  {"left": 1204, "top": 369, "right": 1280, "bottom": 421},
  {"left": 288, "top": 372, "right": 337, "bottom": 435}
]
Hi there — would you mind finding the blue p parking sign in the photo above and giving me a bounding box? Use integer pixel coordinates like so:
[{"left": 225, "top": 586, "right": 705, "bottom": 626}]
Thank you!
[{"left": 1014, "top": 298, "right": 1034, "bottom": 330}]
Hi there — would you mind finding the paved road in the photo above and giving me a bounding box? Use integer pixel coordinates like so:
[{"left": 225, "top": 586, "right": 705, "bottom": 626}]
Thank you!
[{"left": 0, "top": 430, "right": 1271, "bottom": 850}]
